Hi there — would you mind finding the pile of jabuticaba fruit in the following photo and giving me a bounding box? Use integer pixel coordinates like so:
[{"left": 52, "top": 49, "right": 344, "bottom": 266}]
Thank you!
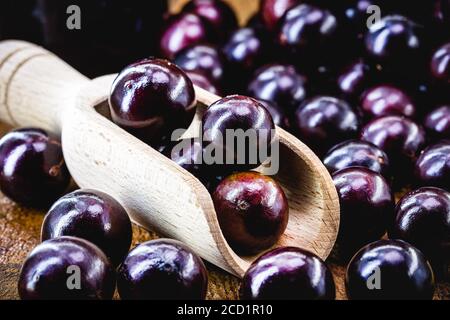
[{"left": 0, "top": 0, "right": 448, "bottom": 300}]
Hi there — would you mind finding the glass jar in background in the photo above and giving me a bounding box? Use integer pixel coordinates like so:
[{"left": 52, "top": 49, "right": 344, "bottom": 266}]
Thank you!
[{"left": 0, "top": 0, "right": 168, "bottom": 77}]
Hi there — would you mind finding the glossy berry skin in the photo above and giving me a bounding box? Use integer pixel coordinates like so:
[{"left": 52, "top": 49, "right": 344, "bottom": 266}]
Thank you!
[
  {"left": 18, "top": 237, "right": 115, "bottom": 300},
  {"left": 434, "top": 0, "right": 450, "bottom": 32},
  {"left": 117, "top": 239, "right": 208, "bottom": 300},
  {"left": 212, "top": 172, "right": 289, "bottom": 254},
  {"left": 174, "top": 44, "right": 226, "bottom": 86},
  {"left": 430, "top": 43, "right": 450, "bottom": 85},
  {"left": 0, "top": 128, "right": 70, "bottom": 208},
  {"left": 361, "top": 85, "right": 416, "bottom": 120},
  {"left": 182, "top": 0, "right": 238, "bottom": 41},
  {"left": 223, "top": 28, "right": 269, "bottom": 75},
  {"left": 109, "top": 58, "right": 196, "bottom": 146},
  {"left": 260, "top": 0, "right": 299, "bottom": 32},
  {"left": 247, "top": 64, "right": 308, "bottom": 113},
  {"left": 390, "top": 187, "right": 450, "bottom": 277},
  {"left": 337, "top": 59, "right": 375, "bottom": 99},
  {"left": 278, "top": 4, "right": 338, "bottom": 58},
  {"left": 202, "top": 95, "right": 275, "bottom": 170},
  {"left": 323, "top": 140, "right": 390, "bottom": 178},
  {"left": 346, "top": 239, "right": 435, "bottom": 300},
  {"left": 414, "top": 142, "right": 450, "bottom": 191},
  {"left": 294, "top": 96, "right": 360, "bottom": 156},
  {"left": 159, "top": 13, "right": 213, "bottom": 60},
  {"left": 365, "top": 15, "right": 424, "bottom": 71},
  {"left": 333, "top": 168, "right": 394, "bottom": 257},
  {"left": 163, "top": 138, "right": 214, "bottom": 186},
  {"left": 41, "top": 189, "right": 132, "bottom": 266},
  {"left": 424, "top": 106, "right": 450, "bottom": 141},
  {"left": 240, "top": 247, "right": 335, "bottom": 300},
  {"left": 186, "top": 71, "right": 221, "bottom": 95},
  {"left": 259, "top": 100, "right": 289, "bottom": 129},
  {"left": 361, "top": 116, "right": 426, "bottom": 181}
]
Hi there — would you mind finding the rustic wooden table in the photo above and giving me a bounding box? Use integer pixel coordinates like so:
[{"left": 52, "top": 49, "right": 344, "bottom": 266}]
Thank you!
[{"left": 0, "top": 122, "right": 448, "bottom": 300}]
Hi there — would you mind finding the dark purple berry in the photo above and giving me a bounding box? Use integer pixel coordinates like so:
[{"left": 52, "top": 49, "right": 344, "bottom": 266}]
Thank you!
[
  {"left": 41, "top": 189, "right": 132, "bottom": 266},
  {"left": 223, "top": 27, "right": 271, "bottom": 87},
  {"left": 109, "top": 58, "right": 196, "bottom": 146},
  {"left": 182, "top": 0, "right": 238, "bottom": 41},
  {"left": 361, "top": 116, "right": 426, "bottom": 183},
  {"left": 241, "top": 247, "right": 335, "bottom": 300},
  {"left": 414, "top": 141, "right": 450, "bottom": 191},
  {"left": 117, "top": 239, "right": 208, "bottom": 300},
  {"left": 247, "top": 64, "right": 308, "bottom": 113},
  {"left": 174, "top": 44, "right": 226, "bottom": 85},
  {"left": 260, "top": 0, "right": 299, "bottom": 32},
  {"left": 424, "top": 105, "right": 450, "bottom": 141},
  {"left": 212, "top": 172, "right": 289, "bottom": 254},
  {"left": 294, "top": 96, "right": 360, "bottom": 156},
  {"left": 159, "top": 13, "right": 213, "bottom": 60},
  {"left": 337, "top": 59, "right": 375, "bottom": 98},
  {"left": 278, "top": 4, "right": 338, "bottom": 59},
  {"left": 431, "top": 42, "right": 450, "bottom": 85},
  {"left": 390, "top": 187, "right": 450, "bottom": 277},
  {"left": 202, "top": 95, "right": 275, "bottom": 170},
  {"left": 365, "top": 15, "right": 424, "bottom": 71},
  {"left": 346, "top": 239, "right": 435, "bottom": 300},
  {"left": 323, "top": 140, "right": 390, "bottom": 178},
  {"left": 18, "top": 237, "right": 115, "bottom": 300},
  {"left": 361, "top": 85, "right": 416, "bottom": 120},
  {"left": 0, "top": 128, "right": 70, "bottom": 208},
  {"left": 333, "top": 167, "right": 394, "bottom": 257}
]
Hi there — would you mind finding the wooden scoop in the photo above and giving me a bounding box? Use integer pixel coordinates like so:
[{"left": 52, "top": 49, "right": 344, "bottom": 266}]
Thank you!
[{"left": 0, "top": 40, "right": 339, "bottom": 277}]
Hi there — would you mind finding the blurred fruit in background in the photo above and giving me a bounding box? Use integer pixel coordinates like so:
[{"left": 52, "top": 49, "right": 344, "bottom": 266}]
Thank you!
[{"left": 0, "top": 0, "right": 167, "bottom": 77}]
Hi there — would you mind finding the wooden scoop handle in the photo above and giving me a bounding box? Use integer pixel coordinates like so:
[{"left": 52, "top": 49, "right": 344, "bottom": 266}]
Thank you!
[{"left": 0, "top": 40, "right": 89, "bottom": 134}]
